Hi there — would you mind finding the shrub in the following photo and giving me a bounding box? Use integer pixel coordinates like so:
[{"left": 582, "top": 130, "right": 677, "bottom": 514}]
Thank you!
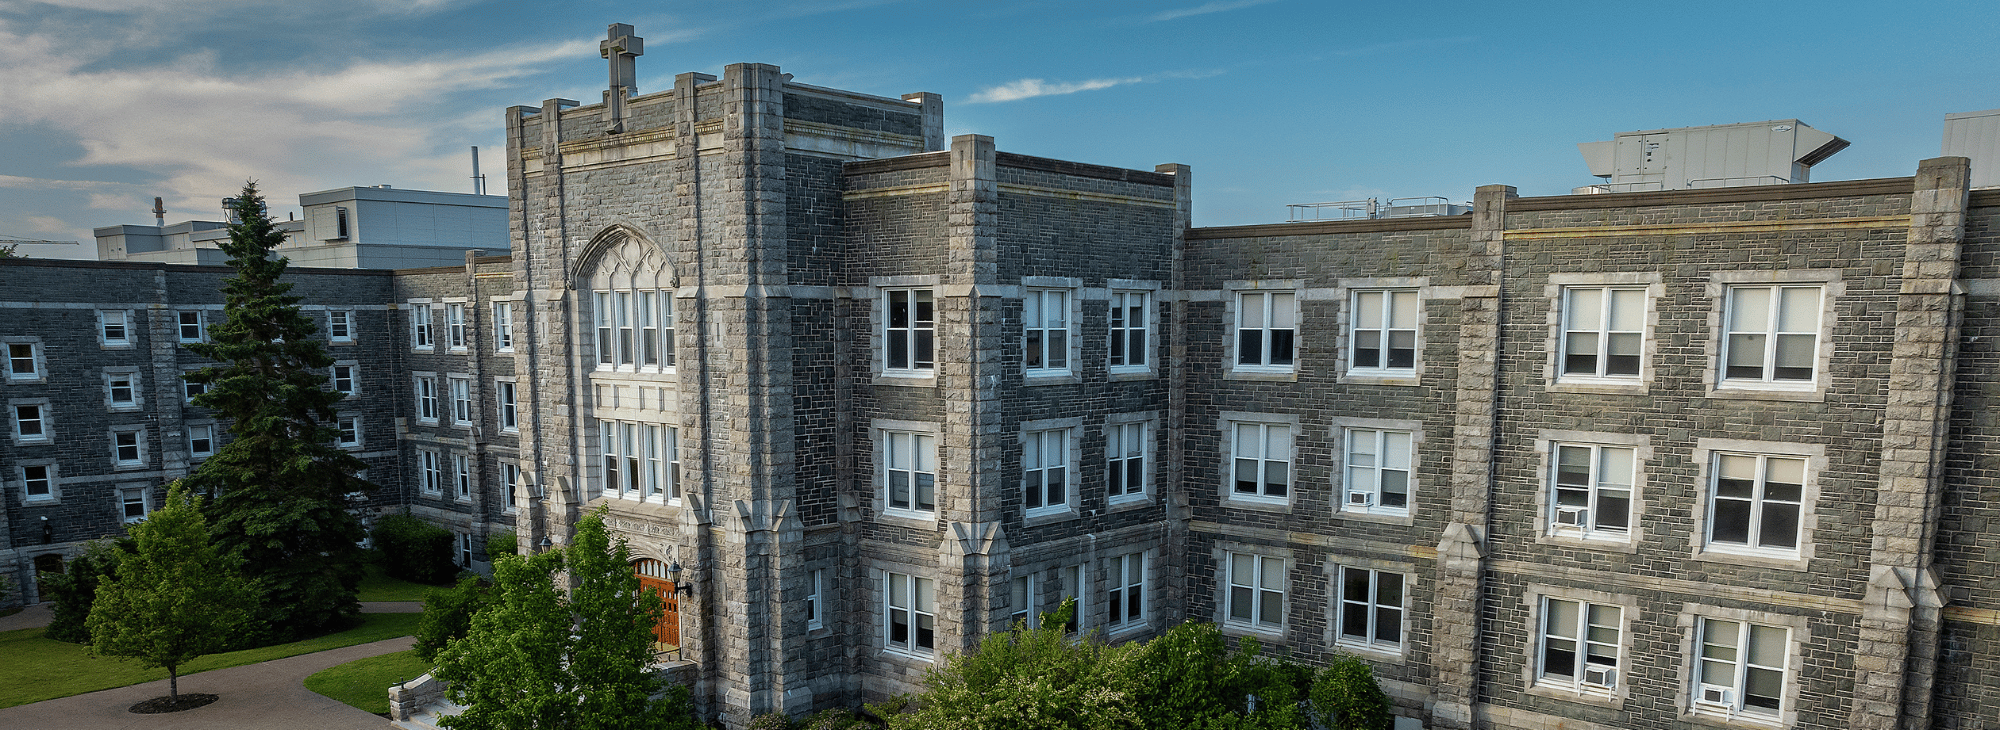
[
  {"left": 1309, "top": 656, "right": 1392, "bottom": 730},
  {"left": 486, "top": 529, "right": 517, "bottom": 557},
  {"left": 371, "top": 514, "right": 457, "bottom": 585},
  {"left": 42, "top": 541, "right": 123, "bottom": 644},
  {"left": 414, "top": 573, "right": 490, "bottom": 662},
  {"left": 748, "top": 713, "right": 794, "bottom": 730}
]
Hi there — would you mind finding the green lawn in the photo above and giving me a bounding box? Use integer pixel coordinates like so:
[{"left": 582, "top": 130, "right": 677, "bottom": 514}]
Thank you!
[
  {"left": 0, "top": 612, "right": 422, "bottom": 709},
  {"left": 304, "top": 648, "right": 431, "bottom": 716},
  {"left": 356, "top": 563, "right": 438, "bottom": 602}
]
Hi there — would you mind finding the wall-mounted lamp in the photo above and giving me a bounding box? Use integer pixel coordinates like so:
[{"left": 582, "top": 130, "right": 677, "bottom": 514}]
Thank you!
[
  {"left": 538, "top": 536, "right": 553, "bottom": 552},
  {"left": 40, "top": 516, "right": 52, "bottom": 545},
  {"left": 666, "top": 561, "right": 694, "bottom": 595}
]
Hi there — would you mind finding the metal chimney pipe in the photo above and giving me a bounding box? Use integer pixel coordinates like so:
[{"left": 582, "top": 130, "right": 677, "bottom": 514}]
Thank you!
[
  {"left": 152, "top": 197, "right": 165, "bottom": 227},
  {"left": 470, "top": 146, "right": 485, "bottom": 196}
]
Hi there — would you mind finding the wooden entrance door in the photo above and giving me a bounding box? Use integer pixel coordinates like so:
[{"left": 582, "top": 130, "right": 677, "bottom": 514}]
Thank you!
[{"left": 633, "top": 559, "right": 680, "bottom": 649}]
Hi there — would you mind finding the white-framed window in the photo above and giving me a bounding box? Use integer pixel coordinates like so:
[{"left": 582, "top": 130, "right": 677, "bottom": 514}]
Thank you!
[
  {"left": 807, "top": 569, "right": 825, "bottom": 630},
  {"left": 1721, "top": 285, "right": 1822, "bottom": 386},
  {"left": 1108, "top": 290, "right": 1149, "bottom": 371},
  {"left": 1537, "top": 597, "right": 1623, "bottom": 693},
  {"left": 327, "top": 309, "right": 354, "bottom": 343},
  {"left": 1343, "top": 428, "right": 1412, "bottom": 514},
  {"left": 411, "top": 305, "right": 434, "bottom": 350},
  {"left": 1009, "top": 573, "right": 1037, "bottom": 629},
  {"left": 453, "top": 453, "right": 472, "bottom": 499},
  {"left": 638, "top": 291, "right": 673, "bottom": 367},
  {"left": 1560, "top": 287, "right": 1645, "bottom": 379},
  {"left": 111, "top": 427, "right": 146, "bottom": 468},
  {"left": 1694, "top": 618, "right": 1790, "bottom": 720},
  {"left": 1337, "top": 566, "right": 1404, "bottom": 650},
  {"left": 600, "top": 419, "right": 680, "bottom": 503},
  {"left": 1106, "top": 552, "right": 1147, "bottom": 631},
  {"left": 188, "top": 423, "right": 216, "bottom": 459},
  {"left": 458, "top": 532, "right": 474, "bottom": 567},
  {"left": 492, "top": 301, "right": 514, "bottom": 352},
  {"left": 120, "top": 486, "right": 150, "bottom": 523},
  {"left": 332, "top": 364, "right": 357, "bottom": 395},
  {"left": 12, "top": 402, "right": 49, "bottom": 444},
  {"left": 20, "top": 463, "right": 55, "bottom": 502},
  {"left": 1023, "top": 289, "right": 1070, "bottom": 375},
  {"left": 420, "top": 450, "right": 442, "bottom": 494},
  {"left": 448, "top": 376, "right": 473, "bottom": 426},
  {"left": 883, "top": 289, "right": 935, "bottom": 375},
  {"left": 1551, "top": 443, "right": 1635, "bottom": 540},
  {"left": 445, "top": 303, "right": 468, "bottom": 350},
  {"left": 500, "top": 460, "right": 521, "bottom": 511},
  {"left": 104, "top": 370, "right": 140, "bottom": 410},
  {"left": 594, "top": 289, "right": 675, "bottom": 371},
  {"left": 1060, "top": 565, "right": 1085, "bottom": 634},
  {"left": 1706, "top": 453, "right": 1806, "bottom": 556},
  {"left": 1231, "top": 421, "right": 1292, "bottom": 501},
  {"left": 496, "top": 380, "right": 519, "bottom": 432},
  {"left": 1106, "top": 420, "right": 1147, "bottom": 501},
  {"left": 99, "top": 309, "right": 133, "bottom": 347},
  {"left": 883, "top": 429, "right": 937, "bottom": 517},
  {"left": 337, "top": 416, "right": 361, "bottom": 448},
  {"left": 1235, "top": 291, "right": 1296, "bottom": 369},
  {"left": 7, "top": 341, "right": 43, "bottom": 381},
  {"left": 414, "top": 374, "right": 439, "bottom": 423},
  {"left": 884, "top": 571, "right": 936, "bottom": 658},
  {"left": 183, "top": 372, "right": 206, "bottom": 402},
  {"left": 1022, "top": 428, "right": 1069, "bottom": 516},
  {"left": 177, "top": 310, "right": 205, "bottom": 343},
  {"left": 1350, "top": 289, "right": 1419, "bottom": 374},
  {"left": 1226, "top": 552, "right": 1285, "bottom": 631}
]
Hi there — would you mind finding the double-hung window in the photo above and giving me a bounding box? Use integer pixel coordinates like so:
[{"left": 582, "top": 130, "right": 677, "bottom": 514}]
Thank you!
[
  {"left": 453, "top": 454, "right": 472, "bottom": 499},
  {"left": 1351, "top": 290, "right": 1418, "bottom": 374},
  {"left": 1538, "top": 598, "right": 1623, "bottom": 691},
  {"left": 1561, "top": 287, "right": 1644, "bottom": 378},
  {"left": 1694, "top": 618, "right": 1789, "bottom": 719},
  {"left": 884, "top": 430, "right": 937, "bottom": 516},
  {"left": 1232, "top": 422, "right": 1292, "bottom": 500},
  {"left": 638, "top": 292, "right": 673, "bottom": 367},
  {"left": 1337, "top": 567, "right": 1404, "bottom": 650},
  {"left": 100, "top": 310, "right": 132, "bottom": 347},
  {"left": 594, "top": 290, "right": 673, "bottom": 369},
  {"left": 120, "top": 487, "right": 149, "bottom": 522},
  {"left": 1106, "top": 421, "right": 1146, "bottom": 500},
  {"left": 884, "top": 289, "right": 935, "bottom": 375},
  {"left": 1107, "top": 553, "right": 1146, "bottom": 630},
  {"left": 1236, "top": 291, "right": 1295, "bottom": 369},
  {"left": 1722, "top": 286, "right": 1821, "bottom": 386},
  {"left": 420, "top": 450, "right": 442, "bottom": 494},
  {"left": 1023, "top": 289, "right": 1069, "bottom": 375},
  {"left": 414, "top": 375, "right": 439, "bottom": 423},
  {"left": 1023, "top": 428, "right": 1069, "bottom": 515},
  {"left": 807, "top": 569, "right": 825, "bottom": 630},
  {"left": 1707, "top": 454, "right": 1805, "bottom": 556},
  {"left": 183, "top": 373, "right": 206, "bottom": 402},
  {"left": 1226, "top": 553, "right": 1285, "bottom": 631},
  {"left": 1551, "top": 444, "right": 1634, "bottom": 540},
  {"left": 13, "top": 404, "right": 48, "bottom": 443},
  {"left": 1108, "top": 291, "right": 1148, "bottom": 371},
  {"left": 8, "top": 342, "right": 42, "bottom": 380},
  {"left": 188, "top": 424, "right": 215, "bottom": 459},
  {"left": 445, "top": 303, "right": 468, "bottom": 350},
  {"left": 332, "top": 364, "right": 356, "bottom": 395},
  {"left": 500, "top": 461, "right": 522, "bottom": 509},
  {"left": 411, "top": 305, "right": 434, "bottom": 350},
  {"left": 177, "top": 311, "right": 205, "bottom": 343},
  {"left": 492, "top": 302, "right": 513, "bottom": 352},
  {"left": 1343, "top": 428, "right": 1412, "bottom": 514},
  {"left": 497, "top": 380, "right": 519, "bottom": 432},
  {"left": 327, "top": 310, "right": 354, "bottom": 343},
  {"left": 105, "top": 372, "right": 138, "bottom": 410},
  {"left": 884, "top": 572, "right": 935, "bottom": 657},
  {"left": 337, "top": 416, "right": 361, "bottom": 448},
  {"left": 600, "top": 420, "right": 679, "bottom": 503},
  {"left": 112, "top": 428, "right": 144, "bottom": 467},
  {"left": 21, "top": 464, "right": 54, "bottom": 502},
  {"left": 1009, "top": 574, "right": 1037, "bottom": 628},
  {"left": 448, "top": 376, "right": 473, "bottom": 426}
]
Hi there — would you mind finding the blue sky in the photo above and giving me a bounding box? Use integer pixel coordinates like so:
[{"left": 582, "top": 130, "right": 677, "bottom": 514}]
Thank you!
[{"left": 2, "top": 0, "right": 1995, "bottom": 259}]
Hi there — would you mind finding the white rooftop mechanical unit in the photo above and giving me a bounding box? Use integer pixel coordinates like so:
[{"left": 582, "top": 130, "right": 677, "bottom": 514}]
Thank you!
[{"left": 1575, "top": 120, "right": 1849, "bottom": 194}]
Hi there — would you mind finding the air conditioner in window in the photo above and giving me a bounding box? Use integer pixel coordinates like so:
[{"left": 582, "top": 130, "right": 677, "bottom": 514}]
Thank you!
[
  {"left": 1556, "top": 506, "right": 1588, "bottom": 527},
  {"left": 1698, "top": 684, "right": 1734, "bottom": 707},
  {"left": 1347, "top": 492, "right": 1374, "bottom": 507},
  {"left": 1582, "top": 666, "right": 1617, "bottom": 689}
]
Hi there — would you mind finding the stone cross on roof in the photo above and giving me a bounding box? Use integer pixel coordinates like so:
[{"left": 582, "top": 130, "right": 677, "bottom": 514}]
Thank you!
[{"left": 600, "top": 23, "right": 643, "bottom": 133}]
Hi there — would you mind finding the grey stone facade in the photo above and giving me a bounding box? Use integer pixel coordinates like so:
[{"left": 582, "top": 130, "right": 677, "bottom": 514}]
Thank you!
[{"left": 9, "top": 37, "right": 2000, "bottom": 730}]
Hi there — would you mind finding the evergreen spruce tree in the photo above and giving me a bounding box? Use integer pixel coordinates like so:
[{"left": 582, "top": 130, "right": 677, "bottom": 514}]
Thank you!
[{"left": 184, "top": 181, "right": 373, "bottom": 640}]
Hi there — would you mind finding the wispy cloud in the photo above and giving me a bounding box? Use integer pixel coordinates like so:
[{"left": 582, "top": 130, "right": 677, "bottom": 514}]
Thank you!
[
  {"left": 967, "top": 76, "right": 1145, "bottom": 103},
  {"left": 1326, "top": 36, "right": 1476, "bottom": 57},
  {"left": 1148, "top": 0, "right": 1276, "bottom": 22}
]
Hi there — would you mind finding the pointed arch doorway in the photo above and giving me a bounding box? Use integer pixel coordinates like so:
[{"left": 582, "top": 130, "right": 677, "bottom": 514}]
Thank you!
[{"left": 633, "top": 558, "right": 681, "bottom": 650}]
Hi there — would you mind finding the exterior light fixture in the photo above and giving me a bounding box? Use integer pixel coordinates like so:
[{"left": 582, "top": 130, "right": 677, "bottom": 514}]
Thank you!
[{"left": 667, "top": 561, "right": 693, "bottom": 595}]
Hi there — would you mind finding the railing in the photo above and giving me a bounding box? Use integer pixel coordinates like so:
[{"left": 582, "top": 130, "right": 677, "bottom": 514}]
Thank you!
[
  {"left": 1686, "top": 175, "right": 1790, "bottom": 189},
  {"left": 1287, "top": 196, "right": 1468, "bottom": 221}
]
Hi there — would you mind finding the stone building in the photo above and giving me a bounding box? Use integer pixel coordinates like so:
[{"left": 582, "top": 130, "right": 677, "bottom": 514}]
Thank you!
[{"left": 9, "top": 24, "right": 2000, "bottom": 730}]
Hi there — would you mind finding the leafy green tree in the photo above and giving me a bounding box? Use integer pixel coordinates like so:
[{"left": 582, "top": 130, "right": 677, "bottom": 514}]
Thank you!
[
  {"left": 40, "top": 540, "right": 124, "bottom": 644},
  {"left": 86, "top": 483, "right": 258, "bottom": 700},
  {"left": 435, "top": 509, "right": 700, "bottom": 730},
  {"left": 1308, "top": 657, "right": 1392, "bottom": 730},
  {"left": 185, "top": 181, "right": 373, "bottom": 640},
  {"left": 415, "top": 574, "right": 490, "bottom": 662},
  {"left": 889, "top": 599, "right": 1144, "bottom": 730}
]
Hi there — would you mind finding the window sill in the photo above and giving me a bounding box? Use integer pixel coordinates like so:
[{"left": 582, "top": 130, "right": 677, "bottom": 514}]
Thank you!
[
  {"left": 412, "top": 347, "right": 435, "bottom": 353},
  {"left": 1524, "top": 682, "right": 1623, "bottom": 709},
  {"left": 12, "top": 438, "right": 53, "bottom": 447},
  {"left": 1694, "top": 546, "right": 1808, "bottom": 572},
  {"left": 100, "top": 343, "right": 135, "bottom": 350},
  {"left": 880, "top": 649, "right": 936, "bottom": 666},
  {"left": 21, "top": 496, "right": 59, "bottom": 505},
  {"left": 1224, "top": 368, "right": 1298, "bottom": 383},
  {"left": 873, "top": 373, "right": 937, "bottom": 388},
  {"left": 1221, "top": 621, "right": 1286, "bottom": 640},
  {"left": 106, "top": 404, "right": 142, "bottom": 413},
  {"left": 1106, "top": 368, "right": 1156, "bottom": 382},
  {"left": 1342, "top": 370, "right": 1420, "bottom": 387},
  {"left": 877, "top": 509, "right": 938, "bottom": 530},
  {"left": 1221, "top": 494, "right": 1293, "bottom": 514},
  {"left": 1023, "top": 372, "right": 1082, "bottom": 387},
  {"left": 1547, "top": 378, "right": 1648, "bottom": 396},
  {"left": 1336, "top": 509, "right": 1414, "bottom": 526},
  {"left": 1107, "top": 620, "right": 1150, "bottom": 637},
  {"left": 1680, "top": 707, "right": 1786, "bottom": 729},
  {"left": 6, "top": 377, "right": 46, "bottom": 385},
  {"left": 1022, "top": 507, "right": 1080, "bottom": 527},
  {"left": 1333, "top": 640, "right": 1405, "bottom": 661},
  {"left": 112, "top": 462, "right": 147, "bottom": 472},
  {"left": 1537, "top": 531, "right": 1639, "bottom": 554},
  {"left": 1707, "top": 383, "right": 1823, "bottom": 403},
  {"left": 1106, "top": 494, "right": 1152, "bottom": 513}
]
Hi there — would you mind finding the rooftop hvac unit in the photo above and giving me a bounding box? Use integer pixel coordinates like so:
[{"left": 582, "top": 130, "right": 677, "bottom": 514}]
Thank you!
[{"left": 1575, "top": 120, "right": 1849, "bottom": 194}]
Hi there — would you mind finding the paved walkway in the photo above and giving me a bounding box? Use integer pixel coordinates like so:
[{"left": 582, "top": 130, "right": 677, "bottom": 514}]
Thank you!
[
  {"left": 0, "top": 635, "right": 414, "bottom": 730},
  {"left": 0, "top": 602, "right": 53, "bottom": 632}
]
